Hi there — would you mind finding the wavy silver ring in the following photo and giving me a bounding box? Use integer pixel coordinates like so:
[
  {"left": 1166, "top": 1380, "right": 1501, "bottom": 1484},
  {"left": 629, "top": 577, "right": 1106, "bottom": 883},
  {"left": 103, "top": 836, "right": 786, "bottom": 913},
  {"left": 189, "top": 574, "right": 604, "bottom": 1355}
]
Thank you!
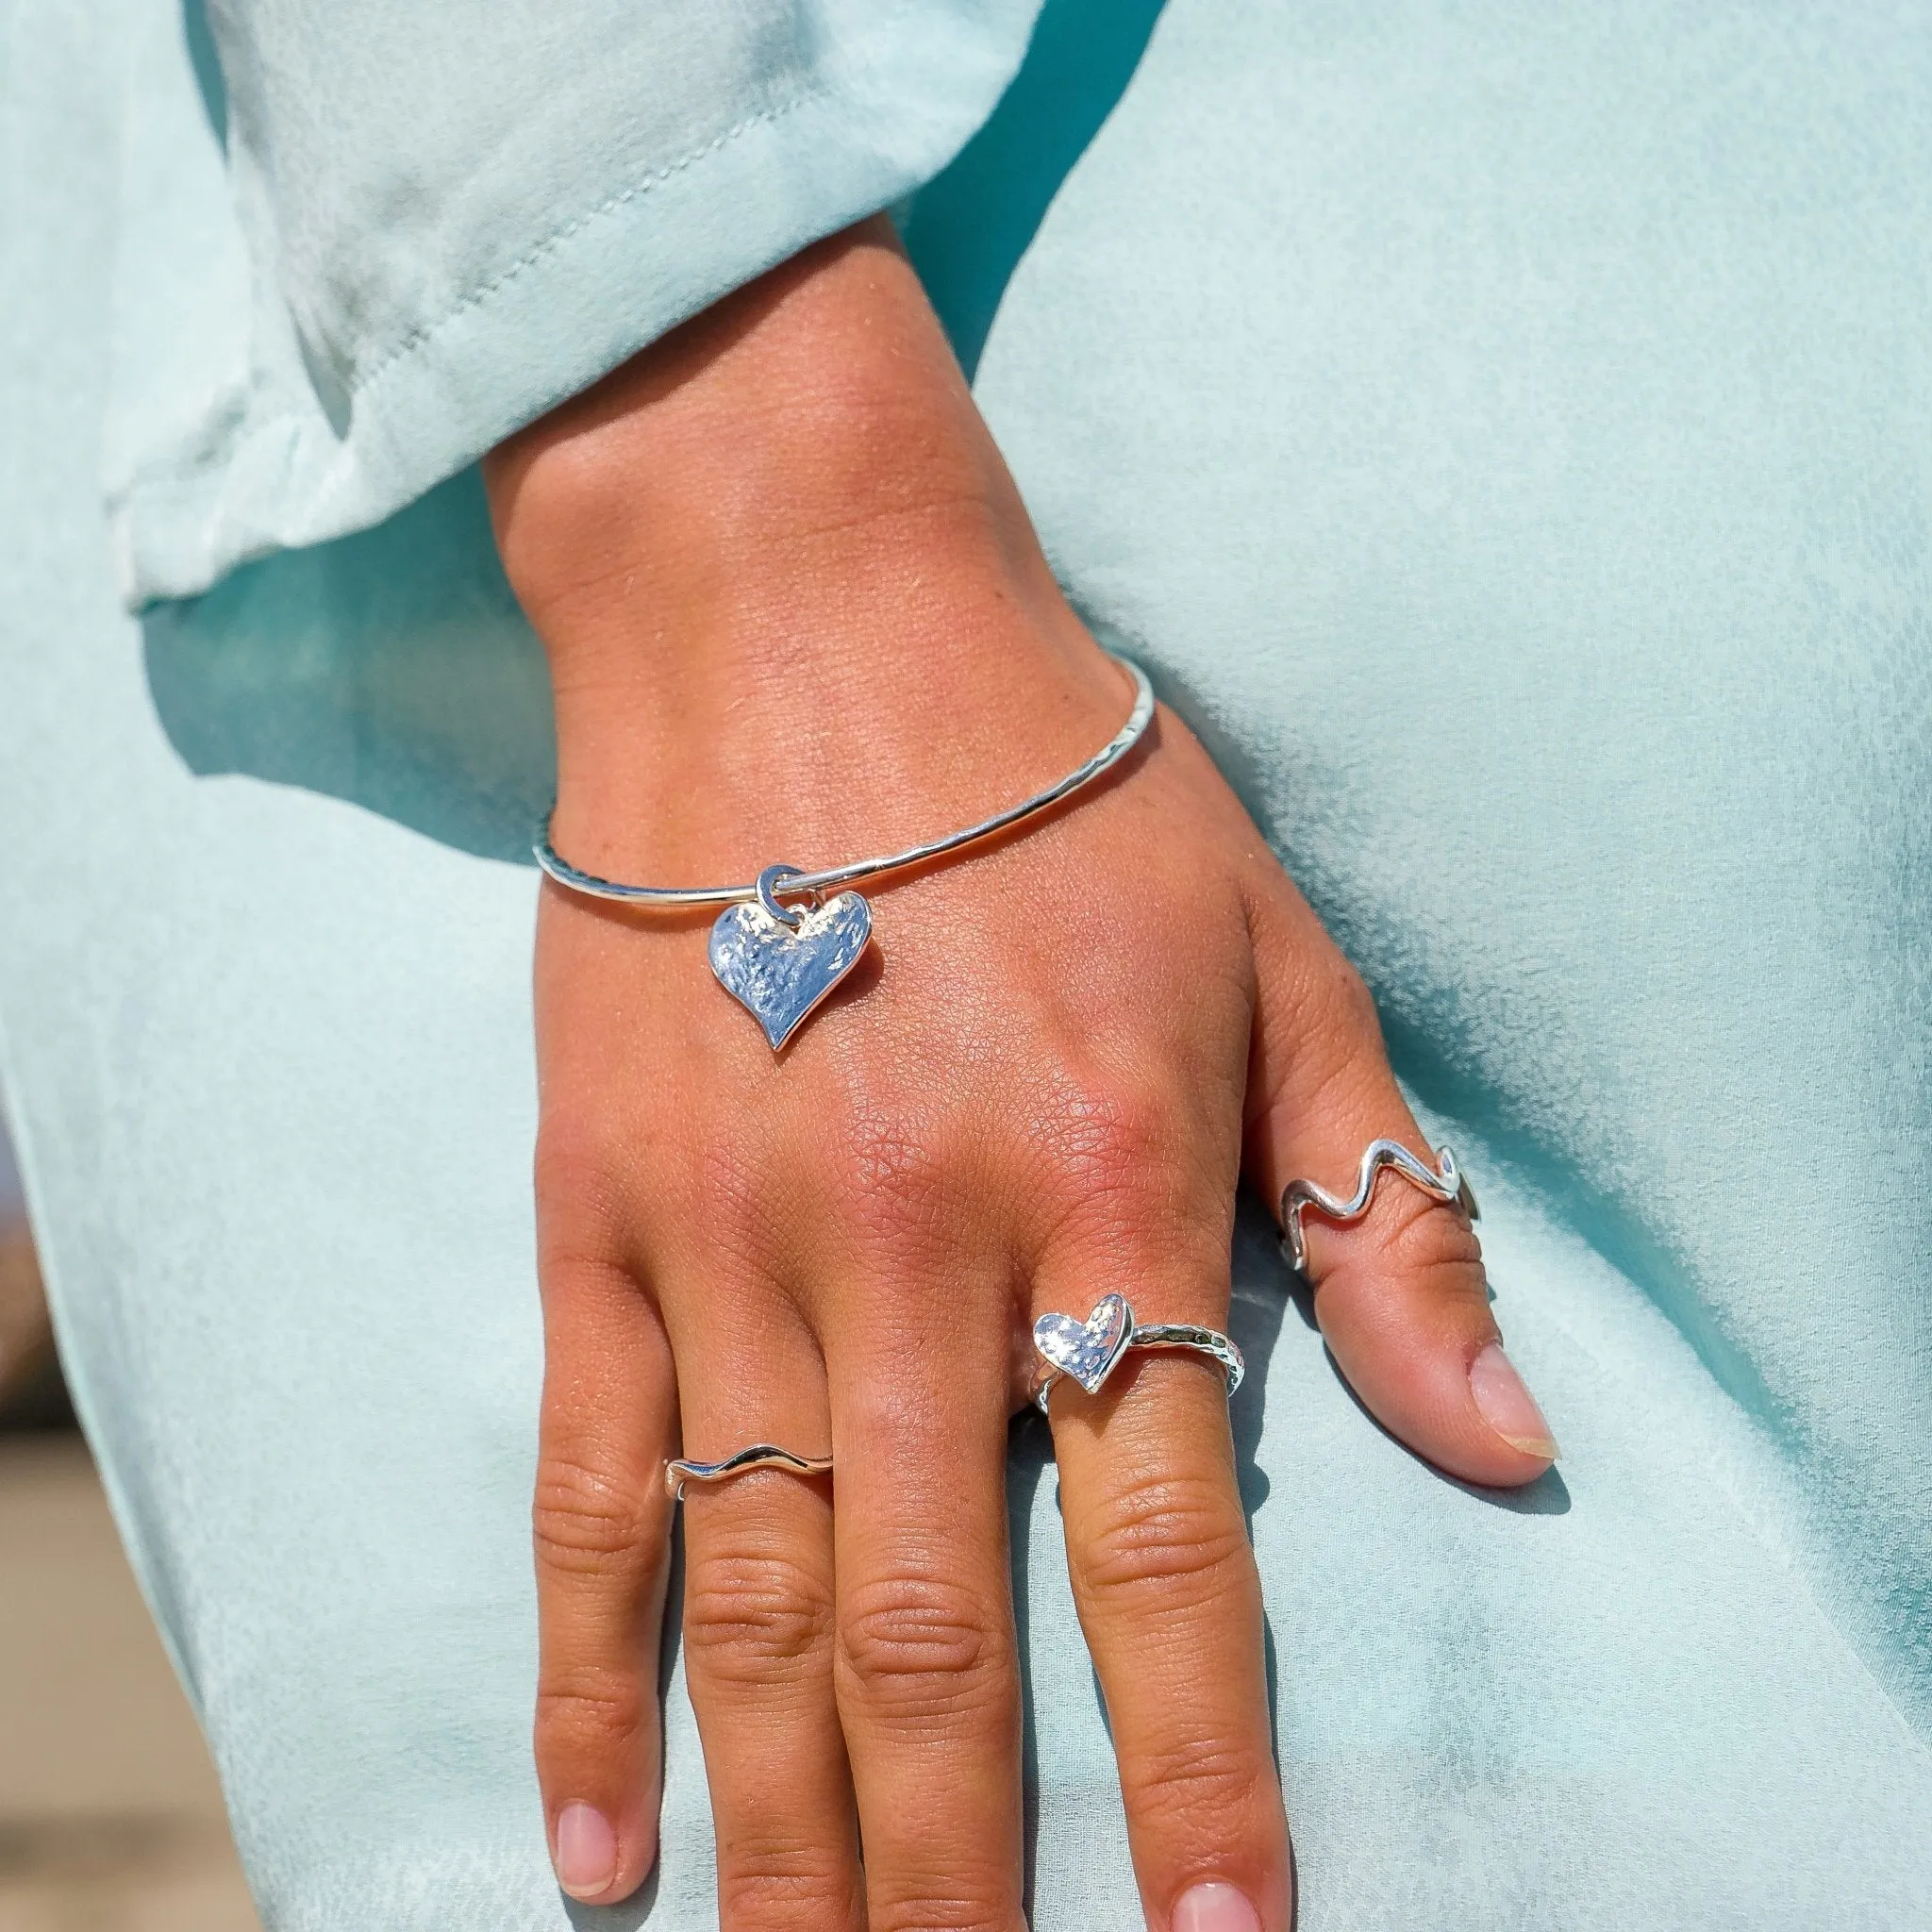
[
  {"left": 664, "top": 1445, "right": 834, "bottom": 1502},
  {"left": 1030, "top": 1292, "right": 1244, "bottom": 1414},
  {"left": 1279, "top": 1138, "right": 1479, "bottom": 1274}
]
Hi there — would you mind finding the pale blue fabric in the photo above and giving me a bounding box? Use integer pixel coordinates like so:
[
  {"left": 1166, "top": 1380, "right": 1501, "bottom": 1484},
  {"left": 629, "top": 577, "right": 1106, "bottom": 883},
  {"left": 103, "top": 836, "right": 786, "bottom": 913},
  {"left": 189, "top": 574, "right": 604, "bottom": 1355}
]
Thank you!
[
  {"left": 105, "top": 0, "right": 1040, "bottom": 603},
  {"left": 3, "top": 2, "right": 1930, "bottom": 1929}
]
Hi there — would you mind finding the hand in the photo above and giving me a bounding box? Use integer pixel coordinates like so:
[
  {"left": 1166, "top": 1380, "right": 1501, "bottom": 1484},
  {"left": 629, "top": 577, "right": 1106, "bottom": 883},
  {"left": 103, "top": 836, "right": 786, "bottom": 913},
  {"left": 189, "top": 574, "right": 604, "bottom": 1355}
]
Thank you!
[{"left": 484, "top": 218, "right": 1556, "bottom": 1932}]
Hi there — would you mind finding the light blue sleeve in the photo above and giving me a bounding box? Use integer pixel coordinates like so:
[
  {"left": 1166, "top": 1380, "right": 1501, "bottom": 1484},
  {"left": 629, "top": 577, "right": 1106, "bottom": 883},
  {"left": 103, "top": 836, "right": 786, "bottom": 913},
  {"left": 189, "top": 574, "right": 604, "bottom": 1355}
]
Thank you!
[{"left": 104, "top": 0, "right": 1040, "bottom": 607}]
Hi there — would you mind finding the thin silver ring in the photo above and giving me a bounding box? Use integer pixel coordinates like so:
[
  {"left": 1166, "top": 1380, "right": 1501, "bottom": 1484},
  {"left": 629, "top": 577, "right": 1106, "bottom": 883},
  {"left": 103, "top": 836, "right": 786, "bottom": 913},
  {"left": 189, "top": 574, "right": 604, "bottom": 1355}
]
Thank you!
[
  {"left": 534, "top": 655, "right": 1156, "bottom": 910},
  {"left": 1279, "top": 1138, "right": 1479, "bottom": 1274},
  {"left": 1030, "top": 1293, "right": 1244, "bottom": 1414},
  {"left": 664, "top": 1445, "right": 834, "bottom": 1502}
]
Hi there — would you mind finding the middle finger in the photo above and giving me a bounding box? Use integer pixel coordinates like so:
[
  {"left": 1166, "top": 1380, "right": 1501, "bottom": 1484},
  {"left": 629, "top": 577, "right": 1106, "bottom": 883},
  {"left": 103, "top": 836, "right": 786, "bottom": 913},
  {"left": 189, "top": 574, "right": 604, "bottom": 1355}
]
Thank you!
[{"left": 827, "top": 1273, "right": 1025, "bottom": 1932}]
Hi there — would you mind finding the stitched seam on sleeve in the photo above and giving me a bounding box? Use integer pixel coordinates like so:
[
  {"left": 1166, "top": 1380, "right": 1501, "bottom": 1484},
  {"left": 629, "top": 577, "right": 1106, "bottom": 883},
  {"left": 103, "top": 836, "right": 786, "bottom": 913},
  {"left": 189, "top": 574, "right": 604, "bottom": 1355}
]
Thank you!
[
  {"left": 112, "top": 89, "right": 820, "bottom": 509},
  {"left": 343, "top": 87, "right": 818, "bottom": 407}
]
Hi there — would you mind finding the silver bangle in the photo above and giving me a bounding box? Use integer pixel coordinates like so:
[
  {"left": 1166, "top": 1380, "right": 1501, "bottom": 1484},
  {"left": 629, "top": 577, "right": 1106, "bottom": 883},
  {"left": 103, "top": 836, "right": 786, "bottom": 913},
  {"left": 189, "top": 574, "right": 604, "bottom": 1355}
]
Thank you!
[{"left": 535, "top": 655, "right": 1156, "bottom": 1051}]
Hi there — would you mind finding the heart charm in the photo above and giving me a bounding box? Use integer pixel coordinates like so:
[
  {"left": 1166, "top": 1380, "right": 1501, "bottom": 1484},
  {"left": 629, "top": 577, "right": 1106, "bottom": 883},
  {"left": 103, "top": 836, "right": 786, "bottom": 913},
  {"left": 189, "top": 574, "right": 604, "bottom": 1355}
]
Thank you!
[
  {"left": 708, "top": 889, "right": 873, "bottom": 1051},
  {"left": 1032, "top": 1291, "right": 1135, "bottom": 1395}
]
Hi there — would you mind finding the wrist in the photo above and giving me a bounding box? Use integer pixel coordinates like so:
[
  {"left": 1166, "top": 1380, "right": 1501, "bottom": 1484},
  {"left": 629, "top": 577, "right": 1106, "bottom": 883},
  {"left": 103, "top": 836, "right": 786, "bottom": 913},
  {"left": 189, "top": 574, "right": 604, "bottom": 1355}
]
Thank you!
[
  {"left": 486, "top": 217, "right": 1042, "bottom": 690},
  {"left": 541, "top": 584, "right": 1124, "bottom": 889},
  {"left": 487, "top": 220, "right": 1126, "bottom": 880}
]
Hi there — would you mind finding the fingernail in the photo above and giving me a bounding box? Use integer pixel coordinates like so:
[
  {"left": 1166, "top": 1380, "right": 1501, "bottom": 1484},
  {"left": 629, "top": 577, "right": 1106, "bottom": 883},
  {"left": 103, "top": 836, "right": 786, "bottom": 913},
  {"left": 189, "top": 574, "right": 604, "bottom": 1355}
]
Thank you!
[
  {"left": 1171, "top": 1881, "right": 1262, "bottom": 1932},
  {"left": 553, "top": 1802, "right": 617, "bottom": 1900},
  {"left": 1470, "top": 1341, "right": 1560, "bottom": 1459}
]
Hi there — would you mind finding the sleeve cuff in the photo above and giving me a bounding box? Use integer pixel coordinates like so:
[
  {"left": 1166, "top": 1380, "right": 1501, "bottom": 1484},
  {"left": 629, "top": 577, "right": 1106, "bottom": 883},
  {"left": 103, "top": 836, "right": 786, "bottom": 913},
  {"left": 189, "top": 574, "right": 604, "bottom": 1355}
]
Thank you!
[{"left": 106, "top": 2, "right": 1039, "bottom": 608}]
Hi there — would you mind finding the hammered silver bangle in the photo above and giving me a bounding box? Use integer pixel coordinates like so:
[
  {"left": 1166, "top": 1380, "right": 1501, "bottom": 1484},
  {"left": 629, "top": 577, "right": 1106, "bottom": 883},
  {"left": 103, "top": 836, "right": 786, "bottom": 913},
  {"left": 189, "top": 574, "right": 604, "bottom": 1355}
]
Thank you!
[{"left": 535, "top": 654, "right": 1156, "bottom": 1051}]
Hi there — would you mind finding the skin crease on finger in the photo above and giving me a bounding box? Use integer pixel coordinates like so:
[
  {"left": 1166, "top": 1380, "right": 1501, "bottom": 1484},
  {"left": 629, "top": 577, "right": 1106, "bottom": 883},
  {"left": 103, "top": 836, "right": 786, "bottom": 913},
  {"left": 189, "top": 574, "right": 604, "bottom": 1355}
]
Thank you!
[{"left": 487, "top": 216, "right": 1556, "bottom": 1928}]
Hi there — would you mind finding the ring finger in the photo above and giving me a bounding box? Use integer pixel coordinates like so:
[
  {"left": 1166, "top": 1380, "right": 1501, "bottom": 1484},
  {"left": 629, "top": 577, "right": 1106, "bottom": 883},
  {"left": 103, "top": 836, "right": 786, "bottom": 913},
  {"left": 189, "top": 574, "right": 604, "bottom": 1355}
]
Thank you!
[{"left": 667, "top": 1286, "right": 859, "bottom": 1932}]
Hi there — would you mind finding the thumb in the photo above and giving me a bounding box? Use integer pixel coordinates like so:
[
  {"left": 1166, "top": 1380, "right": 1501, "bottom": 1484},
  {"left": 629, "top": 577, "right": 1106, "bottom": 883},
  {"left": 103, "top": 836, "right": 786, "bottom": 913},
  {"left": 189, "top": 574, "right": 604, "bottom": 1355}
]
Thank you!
[{"left": 1241, "top": 876, "right": 1558, "bottom": 1485}]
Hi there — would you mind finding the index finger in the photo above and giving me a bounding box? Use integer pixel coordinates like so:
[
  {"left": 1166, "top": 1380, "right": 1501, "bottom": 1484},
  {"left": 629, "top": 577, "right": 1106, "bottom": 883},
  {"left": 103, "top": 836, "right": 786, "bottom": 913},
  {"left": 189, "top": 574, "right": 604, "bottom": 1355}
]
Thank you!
[{"left": 1040, "top": 1251, "right": 1291, "bottom": 1932}]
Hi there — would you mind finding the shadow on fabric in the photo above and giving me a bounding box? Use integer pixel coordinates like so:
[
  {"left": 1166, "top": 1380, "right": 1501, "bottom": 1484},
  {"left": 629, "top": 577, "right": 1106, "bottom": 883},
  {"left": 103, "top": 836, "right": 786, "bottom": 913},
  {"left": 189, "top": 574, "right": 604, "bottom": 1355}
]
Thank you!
[
  {"left": 1006, "top": 1410, "right": 1053, "bottom": 1917},
  {"left": 902, "top": 0, "right": 1168, "bottom": 379},
  {"left": 181, "top": 0, "right": 227, "bottom": 150},
  {"left": 142, "top": 470, "right": 557, "bottom": 865}
]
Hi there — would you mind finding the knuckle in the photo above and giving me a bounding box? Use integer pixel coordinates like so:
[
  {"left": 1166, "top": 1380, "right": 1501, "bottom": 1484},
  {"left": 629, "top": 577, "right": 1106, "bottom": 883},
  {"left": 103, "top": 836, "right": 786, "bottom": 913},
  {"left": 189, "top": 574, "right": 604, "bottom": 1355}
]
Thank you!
[
  {"left": 1383, "top": 1189, "right": 1485, "bottom": 1276},
  {"left": 1274, "top": 956, "right": 1388, "bottom": 1113},
  {"left": 1058, "top": 1077, "right": 1171, "bottom": 1183},
  {"left": 821, "top": 1108, "right": 953, "bottom": 1254},
  {"left": 1029, "top": 1073, "right": 1189, "bottom": 1240},
  {"left": 680, "top": 1140, "right": 772, "bottom": 1274},
  {"left": 1077, "top": 1473, "right": 1252, "bottom": 1616},
  {"left": 683, "top": 1546, "right": 835, "bottom": 1685},
  {"left": 867, "top": 1896, "right": 1013, "bottom": 1932},
  {"left": 534, "top": 1672, "right": 648, "bottom": 1757},
  {"left": 1323, "top": 1186, "right": 1488, "bottom": 1320},
  {"left": 716, "top": 1852, "right": 857, "bottom": 1932},
  {"left": 837, "top": 1572, "right": 1007, "bottom": 1719},
  {"left": 1305, "top": 951, "right": 1382, "bottom": 1044},
  {"left": 531, "top": 1450, "right": 655, "bottom": 1578},
  {"left": 533, "top": 1115, "right": 626, "bottom": 1224},
  {"left": 1126, "top": 1730, "right": 1270, "bottom": 1824}
]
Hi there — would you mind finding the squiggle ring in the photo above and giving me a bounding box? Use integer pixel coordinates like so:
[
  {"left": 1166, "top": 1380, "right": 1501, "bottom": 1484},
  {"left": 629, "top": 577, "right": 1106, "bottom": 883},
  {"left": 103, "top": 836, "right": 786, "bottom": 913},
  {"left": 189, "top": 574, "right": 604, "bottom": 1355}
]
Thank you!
[{"left": 1279, "top": 1139, "right": 1478, "bottom": 1274}]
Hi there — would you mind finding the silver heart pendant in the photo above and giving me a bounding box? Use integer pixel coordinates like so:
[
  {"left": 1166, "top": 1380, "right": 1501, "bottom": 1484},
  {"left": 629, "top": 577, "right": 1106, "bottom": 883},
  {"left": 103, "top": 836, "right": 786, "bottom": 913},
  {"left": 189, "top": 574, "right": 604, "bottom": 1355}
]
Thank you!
[
  {"left": 1032, "top": 1291, "right": 1135, "bottom": 1395},
  {"left": 708, "top": 888, "right": 873, "bottom": 1051}
]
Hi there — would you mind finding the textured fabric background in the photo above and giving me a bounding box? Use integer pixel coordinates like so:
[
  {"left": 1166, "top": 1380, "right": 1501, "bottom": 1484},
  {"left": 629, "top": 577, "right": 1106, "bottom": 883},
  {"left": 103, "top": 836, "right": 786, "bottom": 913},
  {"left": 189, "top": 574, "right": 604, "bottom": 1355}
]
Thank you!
[{"left": 2, "top": 1, "right": 1929, "bottom": 1927}]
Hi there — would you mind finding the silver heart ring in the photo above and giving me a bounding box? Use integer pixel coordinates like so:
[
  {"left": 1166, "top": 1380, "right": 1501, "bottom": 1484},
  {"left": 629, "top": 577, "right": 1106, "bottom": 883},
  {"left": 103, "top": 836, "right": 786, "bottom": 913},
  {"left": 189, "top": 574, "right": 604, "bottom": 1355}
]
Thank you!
[
  {"left": 1030, "top": 1291, "right": 1244, "bottom": 1415},
  {"left": 1278, "top": 1138, "right": 1479, "bottom": 1274},
  {"left": 664, "top": 1444, "right": 834, "bottom": 1502}
]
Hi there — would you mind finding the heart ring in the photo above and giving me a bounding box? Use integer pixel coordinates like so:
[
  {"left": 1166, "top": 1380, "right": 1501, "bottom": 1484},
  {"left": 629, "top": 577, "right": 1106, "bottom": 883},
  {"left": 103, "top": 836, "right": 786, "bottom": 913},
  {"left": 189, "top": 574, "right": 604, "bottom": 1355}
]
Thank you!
[{"left": 1031, "top": 1292, "right": 1244, "bottom": 1413}]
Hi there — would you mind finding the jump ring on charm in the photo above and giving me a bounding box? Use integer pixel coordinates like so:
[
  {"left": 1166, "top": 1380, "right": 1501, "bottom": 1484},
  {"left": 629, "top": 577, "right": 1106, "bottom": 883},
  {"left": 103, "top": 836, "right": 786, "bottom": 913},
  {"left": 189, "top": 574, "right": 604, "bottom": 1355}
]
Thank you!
[
  {"left": 1278, "top": 1137, "right": 1479, "bottom": 1275},
  {"left": 664, "top": 1444, "right": 835, "bottom": 1502},
  {"left": 1030, "top": 1292, "right": 1244, "bottom": 1414},
  {"left": 754, "top": 863, "right": 809, "bottom": 929}
]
